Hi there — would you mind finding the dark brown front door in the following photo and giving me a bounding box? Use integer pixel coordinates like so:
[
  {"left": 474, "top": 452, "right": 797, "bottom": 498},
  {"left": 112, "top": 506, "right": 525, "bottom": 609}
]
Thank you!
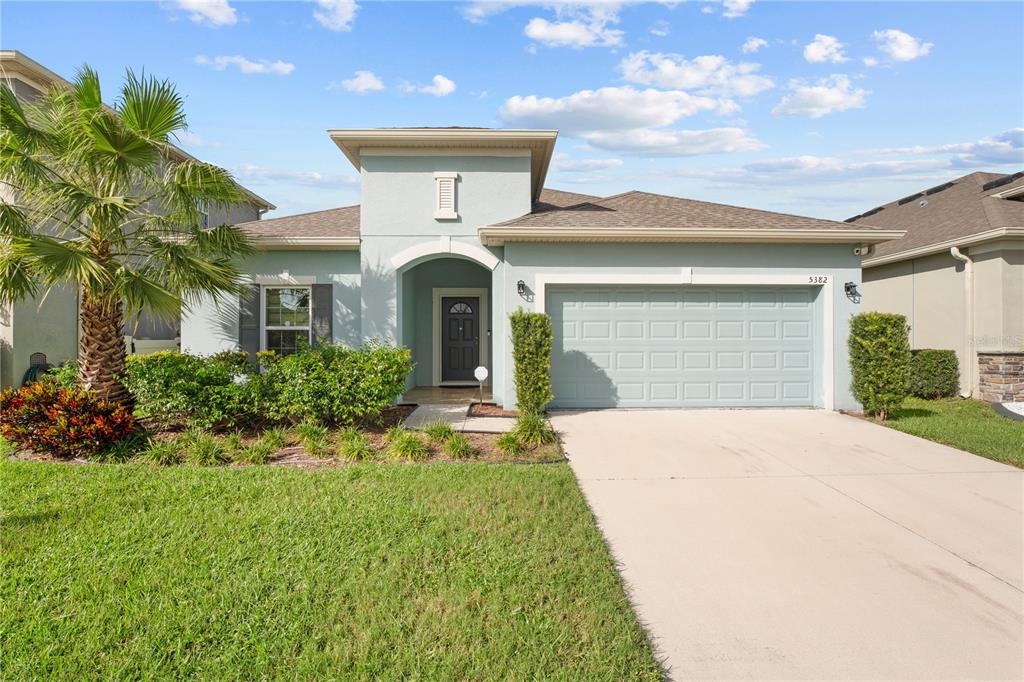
[{"left": 441, "top": 296, "right": 479, "bottom": 382}]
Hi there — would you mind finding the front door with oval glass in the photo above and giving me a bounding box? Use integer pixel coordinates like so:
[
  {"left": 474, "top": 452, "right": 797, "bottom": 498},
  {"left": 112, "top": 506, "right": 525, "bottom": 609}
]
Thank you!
[{"left": 441, "top": 297, "right": 479, "bottom": 382}]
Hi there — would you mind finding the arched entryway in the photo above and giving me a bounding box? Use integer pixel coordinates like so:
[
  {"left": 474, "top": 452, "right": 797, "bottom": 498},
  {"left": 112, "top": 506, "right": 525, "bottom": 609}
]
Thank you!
[{"left": 397, "top": 255, "right": 493, "bottom": 388}]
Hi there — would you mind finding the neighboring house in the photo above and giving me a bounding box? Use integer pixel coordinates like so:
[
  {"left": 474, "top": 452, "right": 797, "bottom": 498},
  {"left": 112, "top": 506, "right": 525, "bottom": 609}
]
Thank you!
[
  {"left": 182, "top": 128, "right": 902, "bottom": 411},
  {"left": 855, "top": 171, "right": 1024, "bottom": 400},
  {"left": 0, "top": 50, "right": 274, "bottom": 387}
]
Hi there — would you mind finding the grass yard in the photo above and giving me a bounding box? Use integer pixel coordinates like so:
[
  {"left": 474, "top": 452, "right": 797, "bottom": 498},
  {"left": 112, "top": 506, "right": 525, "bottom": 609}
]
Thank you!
[
  {"left": 1, "top": 461, "right": 661, "bottom": 679},
  {"left": 886, "top": 397, "right": 1024, "bottom": 468}
]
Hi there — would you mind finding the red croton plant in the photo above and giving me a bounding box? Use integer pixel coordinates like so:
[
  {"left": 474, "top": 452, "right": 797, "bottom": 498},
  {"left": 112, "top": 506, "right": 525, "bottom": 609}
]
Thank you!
[{"left": 0, "top": 380, "right": 136, "bottom": 459}]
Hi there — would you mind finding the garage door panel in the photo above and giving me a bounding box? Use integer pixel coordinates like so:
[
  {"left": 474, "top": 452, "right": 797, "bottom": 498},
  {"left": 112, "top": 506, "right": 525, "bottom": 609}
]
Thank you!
[{"left": 550, "top": 285, "right": 817, "bottom": 408}]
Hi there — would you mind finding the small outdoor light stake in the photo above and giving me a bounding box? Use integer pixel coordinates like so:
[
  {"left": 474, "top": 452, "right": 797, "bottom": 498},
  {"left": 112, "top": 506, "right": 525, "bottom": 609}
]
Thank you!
[{"left": 474, "top": 366, "right": 489, "bottom": 405}]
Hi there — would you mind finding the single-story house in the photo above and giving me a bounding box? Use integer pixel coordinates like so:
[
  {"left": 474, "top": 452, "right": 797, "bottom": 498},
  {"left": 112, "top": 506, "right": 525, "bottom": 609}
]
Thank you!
[
  {"left": 0, "top": 50, "right": 274, "bottom": 387},
  {"left": 182, "top": 128, "right": 902, "bottom": 411},
  {"left": 855, "top": 171, "right": 1024, "bottom": 401}
]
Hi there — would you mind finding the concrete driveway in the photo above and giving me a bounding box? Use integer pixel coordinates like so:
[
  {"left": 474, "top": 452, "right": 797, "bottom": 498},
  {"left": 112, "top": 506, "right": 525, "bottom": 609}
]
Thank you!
[{"left": 551, "top": 409, "right": 1023, "bottom": 680}]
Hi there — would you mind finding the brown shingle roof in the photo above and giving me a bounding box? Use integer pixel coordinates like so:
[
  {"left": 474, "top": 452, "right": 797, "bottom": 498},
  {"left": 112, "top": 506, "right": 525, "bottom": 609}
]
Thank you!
[
  {"left": 533, "top": 188, "right": 600, "bottom": 213},
  {"left": 236, "top": 205, "right": 359, "bottom": 240},
  {"left": 493, "top": 190, "right": 877, "bottom": 232},
  {"left": 851, "top": 171, "right": 1024, "bottom": 260}
]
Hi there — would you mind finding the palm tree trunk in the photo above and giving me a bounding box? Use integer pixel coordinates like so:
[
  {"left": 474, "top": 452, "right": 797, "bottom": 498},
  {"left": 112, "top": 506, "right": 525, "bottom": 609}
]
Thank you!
[{"left": 78, "top": 290, "right": 131, "bottom": 406}]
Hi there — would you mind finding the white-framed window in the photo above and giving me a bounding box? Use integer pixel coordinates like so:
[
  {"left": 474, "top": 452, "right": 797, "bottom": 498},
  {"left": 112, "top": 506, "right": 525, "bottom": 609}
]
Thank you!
[
  {"left": 196, "top": 198, "right": 209, "bottom": 229},
  {"left": 262, "top": 286, "right": 311, "bottom": 355},
  {"left": 434, "top": 171, "right": 458, "bottom": 220}
]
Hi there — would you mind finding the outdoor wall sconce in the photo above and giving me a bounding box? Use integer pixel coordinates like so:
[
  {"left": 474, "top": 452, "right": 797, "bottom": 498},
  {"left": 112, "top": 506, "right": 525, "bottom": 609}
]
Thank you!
[
  {"left": 517, "top": 280, "right": 526, "bottom": 296},
  {"left": 844, "top": 281, "right": 861, "bottom": 303}
]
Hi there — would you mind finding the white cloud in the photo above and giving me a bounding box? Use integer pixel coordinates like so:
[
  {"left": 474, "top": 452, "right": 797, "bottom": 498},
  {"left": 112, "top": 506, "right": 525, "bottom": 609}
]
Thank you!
[
  {"left": 551, "top": 153, "right": 624, "bottom": 172},
  {"left": 872, "top": 29, "right": 933, "bottom": 62},
  {"left": 313, "top": 0, "right": 358, "bottom": 32},
  {"left": 741, "top": 36, "right": 768, "bottom": 54},
  {"left": 332, "top": 70, "right": 384, "bottom": 93},
  {"left": 859, "top": 129, "right": 1024, "bottom": 167},
  {"left": 722, "top": 0, "right": 754, "bottom": 19},
  {"left": 233, "top": 164, "right": 359, "bottom": 188},
  {"left": 619, "top": 51, "right": 774, "bottom": 100},
  {"left": 862, "top": 56, "right": 879, "bottom": 67},
  {"left": 402, "top": 74, "right": 457, "bottom": 97},
  {"left": 649, "top": 20, "right": 670, "bottom": 37},
  {"left": 501, "top": 85, "right": 761, "bottom": 157},
  {"left": 501, "top": 86, "right": 718, "bottom": 133},
  {"left": 524, "top": 16, "right": 623, "bottom": 48},
  {"left": 803, "top": 34, "right": 847, "bottom": 63},
  {"left": 772, "top": 75, "right": 867, "bottom": 118},
  {"left": 582, "top": 128, "right": 765, "bottom": 156},
  {"left": 175, "top": 130, "right": 222, "bottom": 148},
  {"left": 194, "top": 55, "right": 295, "bottom": 76},
  {"left": 172, "top": 0, "right": 237, "bottom": 27}
]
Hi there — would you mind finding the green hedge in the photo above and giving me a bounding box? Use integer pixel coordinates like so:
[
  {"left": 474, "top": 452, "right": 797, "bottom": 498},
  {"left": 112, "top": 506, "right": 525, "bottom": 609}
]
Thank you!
[
  {"left": 848, "top": 312, "right": 911, "bottom": 420},
  {"left": 910, "top": 349, "right": 960, "bottom": 399},
  {"left": 509, "top": 309, "right": 554, "bottom": 415},
  {"left": 262, "top": 343, "right": 412, "bottom": 426},
  {"left": 70, "top": 344, "right": 413, "bottom": 430}
]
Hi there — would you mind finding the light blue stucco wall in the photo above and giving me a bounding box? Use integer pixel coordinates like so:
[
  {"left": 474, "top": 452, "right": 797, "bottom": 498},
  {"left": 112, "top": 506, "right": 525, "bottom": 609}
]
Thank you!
[
  {"left": 499, "top": 242, "right": 863, "bottom": 411},
  {"left": 357, "top": 152, "right": 532, "bottom": 391},
  {"left": 181, "top": 249, "right": 361, "bottom": 355}
]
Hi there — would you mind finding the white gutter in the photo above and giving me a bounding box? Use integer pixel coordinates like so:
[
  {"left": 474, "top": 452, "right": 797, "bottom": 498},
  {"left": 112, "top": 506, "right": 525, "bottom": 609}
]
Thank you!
[
  {"left": 863, "top": 227, "right": 1024, "bottom": 268},
  {"left": 477, "top": 226, "right": 905, "bottom": 246},
  {"left": 949, "top": 246, "right": 974, "bottom": 398},
  {"left": 253, "top": 236, "right": 360, "bottom": 250}
]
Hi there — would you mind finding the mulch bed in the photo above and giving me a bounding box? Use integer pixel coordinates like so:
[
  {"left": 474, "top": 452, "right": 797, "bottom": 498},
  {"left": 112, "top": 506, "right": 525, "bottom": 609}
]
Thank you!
[{"left": 467, "top": 402, "right": 518, "bottom": 418}]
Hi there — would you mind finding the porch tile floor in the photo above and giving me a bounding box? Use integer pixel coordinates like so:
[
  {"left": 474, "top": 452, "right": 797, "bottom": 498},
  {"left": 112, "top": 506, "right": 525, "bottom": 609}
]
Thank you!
[{"left": 401, "top": 387, "right": 514, "bottom": 434}]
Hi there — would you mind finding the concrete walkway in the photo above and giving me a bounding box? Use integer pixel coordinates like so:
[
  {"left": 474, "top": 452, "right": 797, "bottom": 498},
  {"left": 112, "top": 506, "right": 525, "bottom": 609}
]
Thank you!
[
  {"left": 551, "top": 408, "right": 1023, "bottom": 681},
  {"left": 401, "top": 387, "right": 514, "bottom": 433}
]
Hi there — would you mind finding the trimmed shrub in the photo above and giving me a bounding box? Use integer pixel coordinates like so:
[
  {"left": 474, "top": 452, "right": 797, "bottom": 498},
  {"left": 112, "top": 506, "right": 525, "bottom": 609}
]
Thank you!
[
  {"left": 442, "top": 432, "right": 476, "bottom": 459},
  {"left": 422, "top": 420, "right": 456, "bottom": 444},
  {"left": 388, "top": 430, "right": 429, "bottom": 462},
  {"left": 338, "top": 428, "right": 376, "bottom": 462},
  {"left": 848, "top": 312, "right": 911, "bottom": 420},
  {"left": 495, "top": 431, "right": 524, "bottom": 457},
  {"left": 509, "top": 309, "right": 554, "bottom": 415},
  {"left": 512, "top": 413, "right": 558, "bottom": 448},
  {"left": 263, "top": 343, "right": 413, "bottom": 426},
  {"left": 910, "top": 349, "right": 960, "bottom": 399},
  {"left": 0, "top": 380, "right": 136, "bottom": 459},
  {"left": 122, "top": 351, "right": 264, "bottom": 430}
]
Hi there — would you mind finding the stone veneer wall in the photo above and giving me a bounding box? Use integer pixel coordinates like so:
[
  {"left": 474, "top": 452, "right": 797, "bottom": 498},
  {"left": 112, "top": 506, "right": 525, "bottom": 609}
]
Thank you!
[{"left": 978, "top": 352, "right": 1024, "bottom": 402}]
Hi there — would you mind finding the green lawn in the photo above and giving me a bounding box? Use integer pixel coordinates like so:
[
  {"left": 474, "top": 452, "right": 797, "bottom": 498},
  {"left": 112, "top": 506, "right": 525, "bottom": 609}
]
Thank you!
[
  {"left": 886, "top": 397, "right": 1024, "bottom": 468},
  {"left": 1, "top": 461, "right": 661, "bottom": 679}
]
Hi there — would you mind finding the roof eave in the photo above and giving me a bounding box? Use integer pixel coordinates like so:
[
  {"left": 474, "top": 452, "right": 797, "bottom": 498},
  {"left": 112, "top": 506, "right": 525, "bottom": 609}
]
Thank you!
[
  {"left": 478, "top": 226, "right": 906, "bottom": 247},
  {"left": 862, "top": 227, "right": 1024, "bottom": 267},
  {"left": 327, "top": 128, "right": 558, "bottom": 202}
]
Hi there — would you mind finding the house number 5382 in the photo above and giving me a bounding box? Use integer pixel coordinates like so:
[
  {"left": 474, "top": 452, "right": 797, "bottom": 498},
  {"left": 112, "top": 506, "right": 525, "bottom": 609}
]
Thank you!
[{"left": 808, "top": 275, "right": 829, "bottom": 284}]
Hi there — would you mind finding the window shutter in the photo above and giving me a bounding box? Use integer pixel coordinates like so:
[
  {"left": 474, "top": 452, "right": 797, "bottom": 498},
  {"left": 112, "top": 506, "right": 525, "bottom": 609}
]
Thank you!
[
  {"left": 434, "top": 172, "right": 458, "bottom": 219},
  {"left": 311, "top": 283, "right": 333, "bottom": 347},
  {"left": 238, "top": 284, "right": 261, "bottom": 361}
]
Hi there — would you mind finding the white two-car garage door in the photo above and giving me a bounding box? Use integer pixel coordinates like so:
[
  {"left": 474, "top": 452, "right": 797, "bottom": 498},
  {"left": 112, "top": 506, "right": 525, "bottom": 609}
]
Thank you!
[{"left": 548, "top": 286, "right": 819, "bottom": 408}]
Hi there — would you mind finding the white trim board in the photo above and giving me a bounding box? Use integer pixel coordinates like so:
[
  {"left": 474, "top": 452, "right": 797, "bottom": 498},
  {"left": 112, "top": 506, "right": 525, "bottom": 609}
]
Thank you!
[
  {"left": 533, "top": 270, "right": 835, "bottom": 411},
  {"left": 391, "top": 237, "right": 500, "bottom": 271},
  {"left": 431, "top": 288, "right": 490, "bottom": 387}
]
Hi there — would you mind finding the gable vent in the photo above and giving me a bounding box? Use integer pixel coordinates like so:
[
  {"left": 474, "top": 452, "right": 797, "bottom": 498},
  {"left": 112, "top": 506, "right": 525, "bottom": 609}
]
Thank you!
[{"left": 434, "top": 172, "right": 458, "bottom": 220}]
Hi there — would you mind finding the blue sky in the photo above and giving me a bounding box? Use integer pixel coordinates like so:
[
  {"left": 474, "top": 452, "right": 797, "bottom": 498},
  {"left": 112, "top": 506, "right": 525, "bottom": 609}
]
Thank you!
[{"left": 3, "top": 1, "right": 1022, "bottom": 219}]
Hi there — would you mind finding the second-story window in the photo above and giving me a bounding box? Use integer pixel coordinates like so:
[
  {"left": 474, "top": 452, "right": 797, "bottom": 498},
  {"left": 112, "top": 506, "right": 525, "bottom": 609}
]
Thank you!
[{"left": 196, "top": 198, "right": 209, "bottom": 229}]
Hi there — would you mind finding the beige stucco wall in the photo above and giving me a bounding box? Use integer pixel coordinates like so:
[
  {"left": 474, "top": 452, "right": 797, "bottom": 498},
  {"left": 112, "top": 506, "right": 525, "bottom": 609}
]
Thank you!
[{"left": 862, "top": 241, "right": 1024, "bottom": 395}]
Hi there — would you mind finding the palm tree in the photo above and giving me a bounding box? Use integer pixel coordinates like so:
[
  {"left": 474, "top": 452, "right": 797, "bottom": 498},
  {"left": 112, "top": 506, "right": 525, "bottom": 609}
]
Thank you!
[{"left": 0, "top": 66, "right": 253, "bottom": 405}]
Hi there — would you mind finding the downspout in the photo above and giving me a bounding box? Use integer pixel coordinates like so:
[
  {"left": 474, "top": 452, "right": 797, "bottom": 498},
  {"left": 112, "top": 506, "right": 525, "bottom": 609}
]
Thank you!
[{"left": 949, "top": 247, "right": 973, "bottom": 397}]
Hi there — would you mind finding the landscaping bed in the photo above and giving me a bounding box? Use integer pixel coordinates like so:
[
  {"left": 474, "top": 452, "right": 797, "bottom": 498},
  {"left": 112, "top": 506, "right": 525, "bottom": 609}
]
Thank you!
[
  {"left": 0, "top": 460, "right": 661, "bottom": 679},
  {"left": 885, "top": 397, "right": 1024, "bottom": 468}
]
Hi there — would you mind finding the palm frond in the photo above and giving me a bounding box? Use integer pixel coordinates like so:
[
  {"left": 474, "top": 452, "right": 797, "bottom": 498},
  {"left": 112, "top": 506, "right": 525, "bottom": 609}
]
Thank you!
[
  {"left": 13, "top": 236, "right": 108, "bottom": 290},
  {"left": 85, "top": 110, "right": 156, "bottom": 171},
  {"left": 0, "top": 250, "right": 39, "bottom": 306},
  {"left": 165, "top": 160, "right": 245, "bottom": 207},
  {"left": 189, "top": 223, "right": 255, "bottom": 258},
  {"left": 0, "top": 201, "right": 31, "bottom": 238},
  {"left": 120, "top": 69, "right": 187, "bottom": 141},
  {"left": 117, "top": 266, "right": 181, "bottom": 320},
  {"left": 73, "top": 65, "right": 104, "bottom": 114}
]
